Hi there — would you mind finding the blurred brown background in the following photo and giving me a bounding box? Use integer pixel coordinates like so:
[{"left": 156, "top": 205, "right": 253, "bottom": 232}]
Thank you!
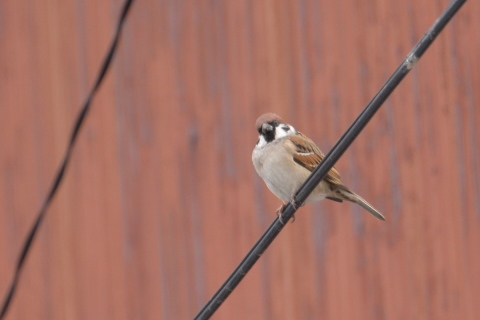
[{"left": 1, "top": 0, "right": 479, "bottom": 319}]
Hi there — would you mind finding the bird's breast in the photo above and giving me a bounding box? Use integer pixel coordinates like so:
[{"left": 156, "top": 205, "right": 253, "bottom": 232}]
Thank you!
[{"left": 252, "top": 141, "right": 308, "bottom": 201}]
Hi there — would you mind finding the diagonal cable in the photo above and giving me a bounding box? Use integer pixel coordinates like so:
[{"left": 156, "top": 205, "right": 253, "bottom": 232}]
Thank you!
[
  {"left": 193, "top": 0, "right": 468, "bottom": 319},
  {"left": 0, "top": 0, "right": 135, "bottom": 318}
]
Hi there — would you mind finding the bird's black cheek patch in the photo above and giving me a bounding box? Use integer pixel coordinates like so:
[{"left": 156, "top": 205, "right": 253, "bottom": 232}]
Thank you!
[
  {"left": 282, "top": 126, "right": 290, "bottom": 132},
  {"left": 263, "top": 131, "right": 275, "bottom": 143}
]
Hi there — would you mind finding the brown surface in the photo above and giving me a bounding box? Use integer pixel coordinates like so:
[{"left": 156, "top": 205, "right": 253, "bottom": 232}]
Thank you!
[{"left": 1, "top": 1, "right": 480, "bottom": 319}]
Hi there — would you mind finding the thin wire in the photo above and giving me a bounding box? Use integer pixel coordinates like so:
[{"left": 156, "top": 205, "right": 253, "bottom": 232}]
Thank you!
[
  {"left": 193, "top": 0, "right": 468, "bottom": 319},
  {"left": 0, "top": 0, "right": 135, "bottom": 318}
]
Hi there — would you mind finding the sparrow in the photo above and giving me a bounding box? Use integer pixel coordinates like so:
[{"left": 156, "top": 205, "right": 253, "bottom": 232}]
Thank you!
[{"left": 252, "top": 113, "right": 385, "bottom": 222}]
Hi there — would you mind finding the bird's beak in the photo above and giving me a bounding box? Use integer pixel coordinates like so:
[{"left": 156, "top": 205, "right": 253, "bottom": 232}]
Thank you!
[{"left": 262, "top": 123, "right": 273, "bottom": 133}]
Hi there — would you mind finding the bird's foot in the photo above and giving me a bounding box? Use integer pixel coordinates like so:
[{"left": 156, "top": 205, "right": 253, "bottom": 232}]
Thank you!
[
  {"left": 289, "top": 197, "right": 304, "bottom": 210},
  {"left": 276, "top": 202, "right": 297, "bottom": 224},
  {"left": 276, "top": 204, "right": 287, "bottom": 224}
]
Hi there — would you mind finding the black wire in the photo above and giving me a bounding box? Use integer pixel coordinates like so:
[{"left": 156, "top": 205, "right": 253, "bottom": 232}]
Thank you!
[
  {"left": 0, "top": 0, "right": 135, "bottom": 318},
  {"left": 193, "top": 0, "right": 468, "bottom": 319}
]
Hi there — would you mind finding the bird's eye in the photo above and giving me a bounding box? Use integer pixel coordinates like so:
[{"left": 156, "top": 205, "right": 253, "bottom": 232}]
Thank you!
[
  {"left": 272, "top": 121, "right": 278, "bottom": 126},
  {"left": 282, "top": 126, "right": 290, "bottom": 132}
]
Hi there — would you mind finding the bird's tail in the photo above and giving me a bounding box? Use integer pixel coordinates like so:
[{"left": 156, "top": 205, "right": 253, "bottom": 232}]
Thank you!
[{"left": 337, "top": 188, "right": 386, "bottom": 221}]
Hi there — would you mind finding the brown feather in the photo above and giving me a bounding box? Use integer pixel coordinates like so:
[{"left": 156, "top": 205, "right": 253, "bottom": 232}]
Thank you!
[
  {"left": 255, "top": 113, "right": 284, "bottom": 132},
  {"left": 287, "top": 132, "right": 347, "bottom": 190},
  {"left": 326, "top": 196, "right": 343, "bottom": 203}
]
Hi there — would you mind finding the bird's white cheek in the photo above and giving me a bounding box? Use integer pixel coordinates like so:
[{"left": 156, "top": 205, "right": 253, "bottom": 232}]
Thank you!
[
  {"left": 274, "top": 125, "right": 296, "bottom": 139},
  {"left": 256, "top": 135, "right": 267, "bottom": 148}
]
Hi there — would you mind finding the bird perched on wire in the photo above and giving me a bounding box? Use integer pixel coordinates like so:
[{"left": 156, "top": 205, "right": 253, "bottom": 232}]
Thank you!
[{"left": 252, "top": 113, "right": 385, "bottom": 223}]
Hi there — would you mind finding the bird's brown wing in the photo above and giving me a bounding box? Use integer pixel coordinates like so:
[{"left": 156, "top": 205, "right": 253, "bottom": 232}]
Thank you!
[
  {"left": 287, "top": 133, "right": 347, "bottom": 194},
  {"left": 287, "top": 133, "right": 385, "bottom": 220}
]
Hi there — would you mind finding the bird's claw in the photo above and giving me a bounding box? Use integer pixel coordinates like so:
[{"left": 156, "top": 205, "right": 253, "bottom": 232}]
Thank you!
[
  {"left": 276, "top": 205, "right": 286, "bottom": 224},
  {"left": 289, "top": 197, "right": 303, "bottom": 210},
  {"left": 276, "top": 202, "right": 297, "bottom": 224}
]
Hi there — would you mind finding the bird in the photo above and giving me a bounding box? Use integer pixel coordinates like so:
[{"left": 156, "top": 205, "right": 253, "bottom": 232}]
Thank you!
[{"left": 252, "top": 113, "right": 385, "bottom": 223}]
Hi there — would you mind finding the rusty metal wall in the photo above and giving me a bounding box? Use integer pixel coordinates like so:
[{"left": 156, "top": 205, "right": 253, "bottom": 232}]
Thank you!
[{"left": 1, "top": 0, "right": 479, "bottom": 319}]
